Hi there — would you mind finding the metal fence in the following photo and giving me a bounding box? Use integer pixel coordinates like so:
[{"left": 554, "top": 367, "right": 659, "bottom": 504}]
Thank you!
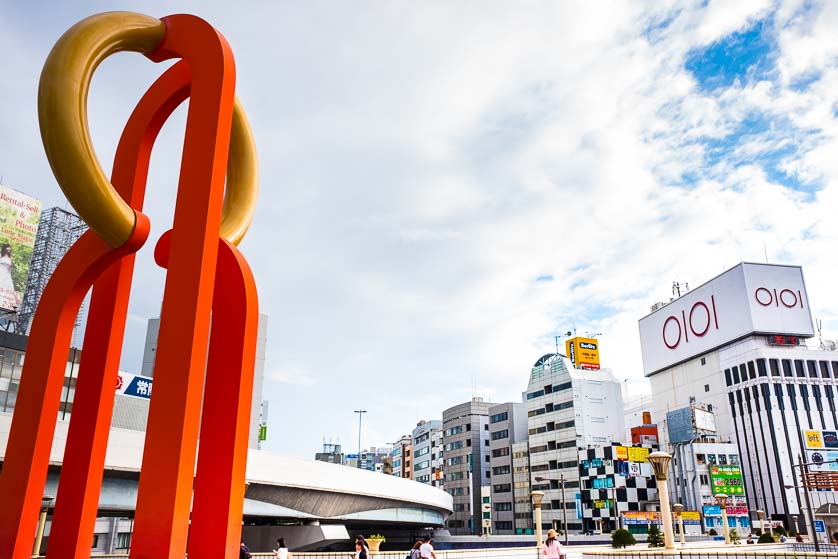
[
  {"left": 791, "top": 543, "right": 838, "bottom": 553},
  {"left": 251, "top": 549, "right": 541, "bottom": 559},
  {"left": 581, "top": 547, "right": 838, "bottom": 559}
]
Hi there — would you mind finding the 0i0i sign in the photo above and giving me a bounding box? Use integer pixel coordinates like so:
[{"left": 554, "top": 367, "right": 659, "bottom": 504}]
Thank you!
[
  {"left": 754, "top": 287, "right": 804, "bottom": 309},
  {"left": 662, "top": 295, "right": 719, "bottom": 350}
]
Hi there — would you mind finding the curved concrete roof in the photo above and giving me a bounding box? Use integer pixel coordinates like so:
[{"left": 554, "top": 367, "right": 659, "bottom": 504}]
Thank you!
[{"left": 0, "top": 413, "right": 452, "bottom": 521}]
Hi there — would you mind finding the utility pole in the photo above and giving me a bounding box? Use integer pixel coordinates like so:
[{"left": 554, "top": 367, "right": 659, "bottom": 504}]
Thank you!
[
  {"left": 354, "top": 410, "right": 367, "bottom": 468},
  {"left": 798, "top": 453, "right": 820, "bottom": 552},
  {"left": 561, "top": 473, "right": 568, "bottom": 546}
]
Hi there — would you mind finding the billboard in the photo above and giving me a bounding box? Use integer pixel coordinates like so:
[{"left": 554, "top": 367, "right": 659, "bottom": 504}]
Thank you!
[
  {"left": 639, "top": 263, "right": 814, "bottom": 376},
  {"left": 693, "top": 407, "right": 717, "bottom": 432},
  {"left": 565, "top": 336, "right": 600, "bottom": 370},
  {"left": 709, "top": 464, "right": 745, "bottom": 496},
  {"left": 805, "top": 429, "right": 838, "bottom": 449},
  {"left": 0, "top": 185, "right": 42, "bottom": 312},
  {"left": 115, "top": 372, "right": 153, "bottom": 399},
  {"left": 807, "top": 450, "right": 838, "bottom": 472}
]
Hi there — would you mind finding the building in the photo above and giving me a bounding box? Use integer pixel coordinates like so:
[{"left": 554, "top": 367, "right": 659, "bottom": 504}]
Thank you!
[
  {"left": 315, "top": 442, "right": 345, "bottom": 465},
  {"left": 487, "top": 402, "right": 528, "bottom": 535},
  {"left": 577, "top": 443, "right": 658, "bottom": 534},
  {"left": 639, "top": 262, "right": 838, "bottom": 533},
  {"left": 17, "top": 207, "right": 87, "bottom": 335},
  {"left": 630, "top": 411, "right": 659, "bottom": 446},
  {"left": 391, "top": 434, "right": 412, "bottom": 478},
  {"left": 140, "top": 315, "right": 269, "bottom": 449},
  {"left": 526, "top": 353, "right": 625, "bottom": 535},
  {"left": 442, "top": 396, "right": 493, "bottom": 534},
  {"left": 412, "top": 420, "right": 443, "bottom": 487},
  {"left": 511, "top": 440, "right": 533, "bottom": 535},
  {"left": 352, "top": 446, "right": 391, "bottom": 471}
]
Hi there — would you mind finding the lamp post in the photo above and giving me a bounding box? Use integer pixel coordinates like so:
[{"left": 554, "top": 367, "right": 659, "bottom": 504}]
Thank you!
[
  {"left": 672, "top": 503, "right": 686, "bottom": 547},
  {"left": 648, "top": 451, "right": 675, "bottom": 550},
  {"left": 714, "top": 494, "right": 730, "bottom": 544},
  {"left": 534, "top": 474, "right": 569, "bottom": 546},
  {"left": 531, "top": 490, "right": 545, "bottom": 549},
  {"left": 756, "top": 509, "right": 771, "bottom": 537},
  {"left": 32, "top": 495, "right": 54, "bottom": 558},
  {"left": 354, "top": 410, "right": 366, "bottom": 468}
]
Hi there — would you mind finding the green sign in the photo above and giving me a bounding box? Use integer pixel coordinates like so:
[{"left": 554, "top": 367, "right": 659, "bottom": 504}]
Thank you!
[
  {"left": 709, "top": 464, "right": 745, "bottom": 495},
  {"left": 258, "top": 424, "right": 267, "bottom": 441}
]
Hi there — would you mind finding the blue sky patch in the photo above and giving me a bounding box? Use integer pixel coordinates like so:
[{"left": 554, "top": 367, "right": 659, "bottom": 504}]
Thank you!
[{"left": 685, "top": 19, "right": 775, "bottom": 92}]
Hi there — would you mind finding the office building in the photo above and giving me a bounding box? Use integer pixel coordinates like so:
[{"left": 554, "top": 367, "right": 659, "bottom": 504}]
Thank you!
[
  {"left": 442, "top": 396, "right": 493, "bottom": 534},
  {"left": 487, "top": 402, "right": 528, "bottom": 535},
  {"left": 315, "top": 442, "right": 345, "bottom": 465},
  {"left": 639, "top": 262, "right": 838, "bottom": 532},
  {"left": 577, "top": 443, "right": 658, "bottom": 534},
  {"left": 391, "top": 434, "right": 412, "bottom": 478},
  {"left": 511, "top": 440, "right": 533, "bottom": 534},
  {"left": 413, "top": 420, "right": 443, "bottom": 487},
  {"left": 526, "top": 353, "right": 625, "bottom": 534}
]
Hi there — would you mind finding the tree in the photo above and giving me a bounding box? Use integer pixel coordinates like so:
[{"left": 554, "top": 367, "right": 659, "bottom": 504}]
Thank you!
[
  {"left": 647, "top": 524, "right": 664, "bottom": 548},
  {"left": 708, "top": 528, "right": 718, "bottom": 536},
  {"left": 729, "top": 528, "right": 741, "bottom": 544},
  {"left": 757, "top": 532, "right": 775, "bottom": 544},
  {"left": 612, "top": 529, "right": 637, "bottom": 549}
]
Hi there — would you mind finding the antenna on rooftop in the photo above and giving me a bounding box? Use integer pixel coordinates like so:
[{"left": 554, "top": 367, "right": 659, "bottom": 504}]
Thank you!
[{"left": 672, "top": 281, "right": 681, "bottom": 298}]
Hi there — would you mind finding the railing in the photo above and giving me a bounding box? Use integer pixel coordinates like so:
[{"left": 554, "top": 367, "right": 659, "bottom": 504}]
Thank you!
[
  {"left": 581, "top": 547, "right": 837, "bottom": 558},
  {"left": 252, "top": 550, "right": 541, "bottom": 559},
  {"left": 791, "top": 543, "right": 838, "bottom": 553}
]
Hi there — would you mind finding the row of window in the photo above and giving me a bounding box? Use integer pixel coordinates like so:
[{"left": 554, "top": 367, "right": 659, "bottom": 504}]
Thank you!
[
  {"left": 526, "top": 381, "right": 573, "bottom": 400},
  {"left": 725, "top": 358, "right": 838, "bottom": 387},
  {"left": 494, "top": 502, "right": 512, "bottom": 511},
  {"left": 695, "top": 453, "right": 739, "bottom": 466},
  {"left": 490, "top": 411, "right": 508, "bottom": 423},
  {"left": 530, "top": 440, "right": 576, "bottom": 454},
  {"left": 493, "top": 465, "right": 511, "bottom": 475},
  {"left": 528, "top": 419, "right": 575, "bottom": 436},
  {"left": 528, "top": 400, "right": 573, "bottom": 418},
  {"left": 493, "top": 483, "right": 511, "bottom": 493},
  {"left": 491, "top": 429, "right": 509, "bottom": 441}
]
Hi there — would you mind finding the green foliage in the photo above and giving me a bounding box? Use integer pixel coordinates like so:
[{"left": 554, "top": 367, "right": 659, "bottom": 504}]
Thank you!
[
  {"left": 612, "top": 529, "right": 636, "bottom": 549},
  {"left": 774, "top": 526, "right": 786, "bottom": 536},
  {"left": 757, "top": 533, "right": 774, "bottom": 544},
  {"left": 708, "top": 528, "right": 718, "bottom": 536},
  {"left": 788, "top": 529, "right": 797, "bottom": 537},
  {"left": 647, "top": 524, "right": 664, "bottom": 548},
  {"left": 729, "top": 528, "right": 740, "bottom": 544}
]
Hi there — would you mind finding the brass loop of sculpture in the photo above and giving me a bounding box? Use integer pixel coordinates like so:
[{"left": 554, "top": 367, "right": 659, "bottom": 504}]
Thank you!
[{"left": 38, "top": 11, "right": 258, "bottom": 248}]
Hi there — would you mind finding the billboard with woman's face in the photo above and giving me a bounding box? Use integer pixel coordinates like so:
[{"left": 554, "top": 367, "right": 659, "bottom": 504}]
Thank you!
[{"left": 0, "top": 185, "right": 42, "bottom": 312}]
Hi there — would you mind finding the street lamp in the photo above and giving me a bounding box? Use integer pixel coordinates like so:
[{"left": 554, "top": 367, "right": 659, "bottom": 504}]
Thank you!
[
  {"left": 648, "top": 451, "right": 675, "bottom": 550},
  {"left": 354, "top": 410, "right": 366, "bottom": 468},
  {"left": 672, "top": 503, "right": 685, "bottom": 547},
  {"left": 714, "top": 494, "right": 730, "bottom": 544},
  {"left": 32, "top": 495, "right": 54, "bottom": 558},
  {"left": 531, "top": 490, "right": 545, "bottom": 549},
  {"left": 756, "top": 509, "right": 771, "bottom": 537},
  {"left": 535, "top": 475, "right": 569, "bottom": 546}
]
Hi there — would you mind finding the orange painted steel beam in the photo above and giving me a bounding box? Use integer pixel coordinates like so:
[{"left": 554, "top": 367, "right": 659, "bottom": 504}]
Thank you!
[{"left": 0, "top": 10, "right": 259, "bottom": 559}]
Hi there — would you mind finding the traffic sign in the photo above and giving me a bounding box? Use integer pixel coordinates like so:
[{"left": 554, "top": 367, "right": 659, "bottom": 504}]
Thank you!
[{"left": 813, "top": 520, "right": 825, "bottom": 533}]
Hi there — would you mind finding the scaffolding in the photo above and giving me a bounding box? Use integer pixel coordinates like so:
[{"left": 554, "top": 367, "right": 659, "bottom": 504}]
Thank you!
[{"left": 16, "top": 207, "right": 88, "bottom": 334}]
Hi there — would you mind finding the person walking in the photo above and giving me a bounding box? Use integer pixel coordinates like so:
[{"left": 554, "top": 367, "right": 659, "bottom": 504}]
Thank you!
[
  {"left": 831, "top": 531, "right": 838, "bottom": 545},
  {"left": 275, "top": 537, "right": 292, "bottom": 559},
  {"left": 351, "top": 539, "right": 368, "bottom": 559},
  {"left": 239, "top": 541, "right": 252, "bottom": 559},
  {"left": 409, "top": 540, "right": 422, "bottom": 559},
  {"left": 419, "top": 535, "right": 437, "bottom": 559},
  {"left": 542, "top": 529, "right": 563, "bottom": 558}
]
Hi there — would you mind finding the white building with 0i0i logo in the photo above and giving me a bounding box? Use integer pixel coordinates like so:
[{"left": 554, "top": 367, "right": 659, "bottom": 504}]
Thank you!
[{"left": 639, "top": 262, "right": 838, "bottom": 537}]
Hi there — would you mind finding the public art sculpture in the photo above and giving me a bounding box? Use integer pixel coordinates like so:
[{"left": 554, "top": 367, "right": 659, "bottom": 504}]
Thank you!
[{"left": 0, "top": 12, "right": 259, "bottom": 559}]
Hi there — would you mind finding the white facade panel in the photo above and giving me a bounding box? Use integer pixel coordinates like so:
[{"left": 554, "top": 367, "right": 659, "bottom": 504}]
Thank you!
[{"left": 639, "top": 263, "right": 814, "bottom": 376}]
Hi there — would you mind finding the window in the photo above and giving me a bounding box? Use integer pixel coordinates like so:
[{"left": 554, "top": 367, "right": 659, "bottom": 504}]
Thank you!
[
  {"left": 482, "top": 496, "right": 491, "bottom": 504},
  {"left": 493, "top": 483, "right": 511, "bottom": 493},
  {"left": 416, "top": 446, "right": 429, "bottom": 457},
  {"left": 701, "top": 357, "right": 706, "bottom": 365},
  {"left": 493, "top": 465, "right": 511, "bottom": 475},
  {"left": 490, "top": 412, "right": 508, "bottom": 423},
  {"left": 445, "top": 441, "right": 464, "bottom": 451},
  {"left": 484, "top": 424, "right": 489, "bottom": 430},
  {"left": 115, "top": 533, "right": 132, "bottom": 550},
  {"left": 724, "top": 369, "right": 732, "bottom": 386},
  {"left": 414, "top": 460, "right": 430, "bottom": 470},
  {"left": 485, "top": 454, "right": 490, "bottom": 462},
  {"left": 484, "top": 439, "right": 490, "bottom": 446},
  {"left": 699, "top": 474, "right": 709, "bottom": 486},
  {"left": 820, "top": 361, "right": 831, "bottom": 379},
  {"left": 416, "top": 474, "right": 431, "bottom": 483},
  {"left": 757, "top": 359, "right": 767, "bottom": 377},
  {"left": 453, "top": 503, "right": 467, "bottom": 512},
  {"left": 782, "top": 359, "right": 792, "bottom": 377},
  {"left": 527, "top": 389, "right": 545, "bottom": 400},
  {"left": 445, "top": 425, "right": 464, "bottom": 436},
  {"left": 494, "top": 502, "right": 512, "bottom": 511},
  {"left": 794, "top": 360, "right": 805, "bottom": 378},
  {"left": 807, "top": 360, "right": 818, "bottom": 378},
  {"left": 446, "top": 471, "right": 465, "bottom": 481},
  {"left": 491, "top": 429, "right": 509, "bottom": 441},
  {"left": 528, "top": 408, "right": 546, "bottom": 418},
  {"left": 718, "top": 454, "right": 728, "bottom": 465},
  {"left": 449, "top": 487, "right": 469, "bottom": 496},
  {"left": 446, "top": 456, "right": 464, "bottom": 466},
  {"left": 495, "top": 521, "right": 513, "bottom": 531},
  {"left": 392, "top": 447, "right": 401, "bottom": 456},
  {"left": 769, "top": 359, "right": 780, "bottom": 377},
  {"left": 554, "top": 381, "right": 572, "bottom": 392},
  {"left": 704, "top": 384, "right": 710, "bottom": 392},
  {"left": 732, "top": 366, "right": 740, "bottom": 384},
  {"left": 707, "top": 454, "right": 717, "bottom": 465},
  {"left": 91, "top": 535, "right": 99, "bottom": 549},
  {"left": 482, "top": 511, "right": 491, "bottom": 519},
  {"left": 747, "top": 361, "right": 756, "bottom": 380},
  {"left": 447, "top": 520, "right": 465, "bottom": 528},
  {"left": 393, "top": 459, "right": 401, "bottom": 468},
  {"left": 729, "top": 454, "right": 739, "bottom": 465},
  {"left": 415, "top": 432, "right": 430, "bottom": 444},
  {"left": 492, "top": 448, "right": 510, "bottom": 458}
]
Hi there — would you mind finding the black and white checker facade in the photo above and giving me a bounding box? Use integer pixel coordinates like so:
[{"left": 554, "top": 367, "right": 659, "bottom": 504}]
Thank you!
[{"left": 578, "top": 444, "right": 658, "bottom": 528}]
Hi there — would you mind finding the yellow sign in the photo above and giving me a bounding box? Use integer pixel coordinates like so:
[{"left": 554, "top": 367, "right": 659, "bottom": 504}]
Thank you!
[
  {"left": 616, "top": 446, "right": 628, "bottom": 460},
  {"left": 805, "top": 430, "right": 824, "bottom": 448},
  {"left": 565, "top": 336, "right": 600, "bottom": 370},
  {"left": 681, "top": 511, "right": 701, "bottom": 521},
  {"left": 627, "top": 447, "right": 649, "bottom": 462}
]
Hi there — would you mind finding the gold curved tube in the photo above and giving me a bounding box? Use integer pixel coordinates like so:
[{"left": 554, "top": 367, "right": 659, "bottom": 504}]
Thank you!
[
  {"left": 38, "top": 12, "right": 165, "bottom": 248},
  {"left": 38, "top": 12, "right": 259, "bottom": 248},
  {"left": 221, "top": 97, "right": 259, "bottom": 246}
]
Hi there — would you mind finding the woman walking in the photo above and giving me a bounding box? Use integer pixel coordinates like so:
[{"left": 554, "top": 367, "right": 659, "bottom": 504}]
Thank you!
[{"left": 542, "top": 529, "right": 563, "bottom": 559}]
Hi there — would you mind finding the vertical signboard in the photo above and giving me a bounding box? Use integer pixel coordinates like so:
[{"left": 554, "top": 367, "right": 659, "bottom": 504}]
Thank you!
[{"left": 0, "top": 185, "right": 42, "bottom": 312}]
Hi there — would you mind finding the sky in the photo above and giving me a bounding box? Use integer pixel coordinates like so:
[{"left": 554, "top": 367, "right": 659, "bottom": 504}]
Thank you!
[{"left": 2, "top": 0, "right": 838, "bottom": 459}]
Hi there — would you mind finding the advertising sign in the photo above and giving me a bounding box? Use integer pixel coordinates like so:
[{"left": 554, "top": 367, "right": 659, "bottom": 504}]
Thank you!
[
  {"left": 702, "top": 505, "right": 721, "bottom": 516},
  {"left": 804, "top": 429, "right": 838, "bottom": 449},
  {"left": 627, "top": 447, "right": 649, "bottom": 462},
  {"left": 622, "top": 511, "right": 660, "bottom": 525},
  {"left": 693, "top": 407, "right": 717, "bottom": 432},
  {"left": 565, "top": 336, "right": 600, "bottom": 370},
  {"left": 615, "top": 446, "right": 628, "bottom": 460},
  {"left": 0, "top": 185, "right": 42, "bottom": 312},
  {"left": 807, "top": 450, "right": 838, "bottom": 472},
  {"left": 115, "top": 372, "right": 153, "bottom": 399},
  {"left": 639, "top": 263, "right": 814, "bottom": 376},
  {"left": 709, "top": 464, "right": 745, "bottom": 495}
]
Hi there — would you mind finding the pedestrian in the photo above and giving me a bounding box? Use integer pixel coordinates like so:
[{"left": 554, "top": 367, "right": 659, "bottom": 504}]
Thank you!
[
  {"left": 831, "top": 531, "right": 838, "bottom": 544},
  {"left": 240, "top": 541, "right": 252, "bottom": 559},
  {"left": 419, "top": 535, "right": 437, "bottom": 559},
  {"left": 746, "top": 534, "right": 754, "bottom": 544},
  {"left": 409, "top": 540, "right": 422, "bottom": 559},
  {"left": 795, "top": 533, "right": 803, "bottom": 543},
  {"left": 355, "top": 536, "right": 370, "bottom": 556},
  {"left": 275, "top": 537, "right": 292, "bottom": 559},
  {"left": 351, "top": 539, "right": 368, "bottom": 559},
  {"left": 542, "top": 529, "right": 563, "bottom": 558},
  {"left": 779, "top": 534, "right": 787, "bottom": 543}
]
